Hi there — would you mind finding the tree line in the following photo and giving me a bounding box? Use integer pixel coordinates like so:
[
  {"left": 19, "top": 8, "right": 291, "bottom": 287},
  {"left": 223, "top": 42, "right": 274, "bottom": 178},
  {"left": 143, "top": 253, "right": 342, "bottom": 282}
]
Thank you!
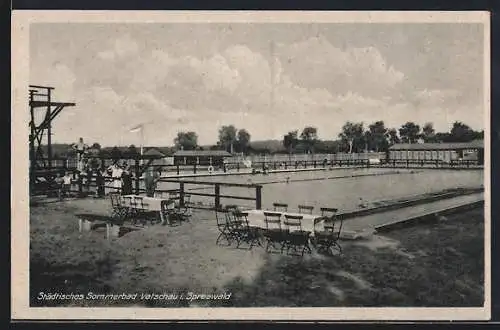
[
  {"left": 173, "top": 120, "right": 483, "bottom": 155},
  {"left": 47, "top": 120, "right": 483, "bottom": 159}
]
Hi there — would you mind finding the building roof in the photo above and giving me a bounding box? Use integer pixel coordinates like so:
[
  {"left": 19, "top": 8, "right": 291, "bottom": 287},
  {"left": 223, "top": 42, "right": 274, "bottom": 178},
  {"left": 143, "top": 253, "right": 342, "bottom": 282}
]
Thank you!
[
  {"left": 173, "top": 150, "right": 232, "bottom": 157},
  {"left": 143, "top": 148, "right": 166, "bottom": 158},
  {"left": 389, "top": 140, "right": 484, "bottom": 151}
]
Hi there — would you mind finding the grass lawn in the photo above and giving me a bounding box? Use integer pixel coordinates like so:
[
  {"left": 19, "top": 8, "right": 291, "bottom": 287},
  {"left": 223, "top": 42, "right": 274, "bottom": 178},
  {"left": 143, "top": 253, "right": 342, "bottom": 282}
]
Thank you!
[
  {"left": 222, "top": 208, "right": 485, "bottom": 307},
  {"left": 29, "top": 197, "right": 484, "bottom": 307}
]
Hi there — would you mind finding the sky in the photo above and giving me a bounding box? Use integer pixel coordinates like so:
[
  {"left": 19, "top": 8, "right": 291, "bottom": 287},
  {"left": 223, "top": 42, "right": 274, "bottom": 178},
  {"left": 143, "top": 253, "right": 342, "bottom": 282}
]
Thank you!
[{"left": 30, "top": 22, "right": 485, "bottom": 147}]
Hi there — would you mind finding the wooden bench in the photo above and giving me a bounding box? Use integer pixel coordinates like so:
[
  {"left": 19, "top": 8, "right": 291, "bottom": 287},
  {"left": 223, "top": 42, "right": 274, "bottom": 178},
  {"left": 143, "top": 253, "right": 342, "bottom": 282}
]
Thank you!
[{"left": 76, "top": 213, "right": 141, "bottom": 239}]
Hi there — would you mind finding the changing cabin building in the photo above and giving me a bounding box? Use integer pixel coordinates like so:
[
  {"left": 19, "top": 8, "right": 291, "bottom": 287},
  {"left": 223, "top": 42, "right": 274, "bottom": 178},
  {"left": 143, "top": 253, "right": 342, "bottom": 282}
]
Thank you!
[
  {"left": 173, "top": 150, "right": 232, "bottom": 166},
  {"left": 388, "top": 140, "right": 484, "bottom": 165}
]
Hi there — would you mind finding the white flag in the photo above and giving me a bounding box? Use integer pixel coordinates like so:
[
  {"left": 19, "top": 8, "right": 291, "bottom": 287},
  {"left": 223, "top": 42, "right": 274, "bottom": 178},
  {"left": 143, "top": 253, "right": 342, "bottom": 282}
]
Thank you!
[{"left": 129, "top": 124, "right": 143, "bottom": 133}]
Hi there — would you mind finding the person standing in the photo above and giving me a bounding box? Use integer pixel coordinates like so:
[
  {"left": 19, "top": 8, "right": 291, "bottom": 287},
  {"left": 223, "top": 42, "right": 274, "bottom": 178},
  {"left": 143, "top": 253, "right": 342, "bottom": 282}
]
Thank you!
[
  {"left": 121, "top": 162, "right": 133, "bottom": 195},
  {"left": 95, "top": 169, "right": 105, "bottom": 198},
  {"left": 145, "top": 167, "right": 161, "bottom": 197},
  {"left": 144, "top": 167, "right": 154, "bottom": 197},
  {"left": 62, "top": 171, "right": 72, "bottom": 198},
  {"left": 72, "top": 137, "right": 88, "bottom": 171},
  {"left": 107, "top": 161, "right": 123, "bottom": 194},
  {"left": 54, "top": 172, "right": 64, "bottom": 200}
]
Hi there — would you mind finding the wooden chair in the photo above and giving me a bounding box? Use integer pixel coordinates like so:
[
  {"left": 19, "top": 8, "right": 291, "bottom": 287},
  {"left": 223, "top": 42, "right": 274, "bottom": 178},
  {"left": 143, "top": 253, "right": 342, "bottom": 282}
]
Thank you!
[
  {"left": 263, "top": 211, "right": 285, "bottom": 253},
  {"left": 109, "top": 193, "right": 127, "bottom": 224},
  {"left": 283, "top": 214, "right": 311, "bottom": 256},
  {"left": 176, "top": 193, "right": 193, "bottom": 222},
  {"left": 298, "top": 205, "right": 314, "bottom": 215},
  {"left": 314, "top": 208, "right": 343, "bottom": 255},
  {"left": 215, "top": 207, "right": 232, "bottom": 246},
  {"left": 232, "top": 211, "right": 262, "bottom": 249},
  {"left": 121, "top": 195, "right": 137, "bottom": 224},
  {"left": 160, "top": 199, "right": 176, "bottom": 226},
  {"left": 273, "top": 202, "right": 288, "bottom": 212}
]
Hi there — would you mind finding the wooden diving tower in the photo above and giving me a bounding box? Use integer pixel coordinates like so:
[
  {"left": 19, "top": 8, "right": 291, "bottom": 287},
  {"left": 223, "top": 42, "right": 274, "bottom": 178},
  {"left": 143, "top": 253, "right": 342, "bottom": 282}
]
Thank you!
[{"left": 29, "top": 85, "right": 76, "bottom": 193}]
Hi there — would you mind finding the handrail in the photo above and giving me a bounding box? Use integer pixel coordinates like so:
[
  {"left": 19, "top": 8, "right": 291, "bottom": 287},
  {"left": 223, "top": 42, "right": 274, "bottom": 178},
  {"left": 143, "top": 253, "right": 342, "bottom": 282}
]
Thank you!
[{"left": 159, "top": 178, "right": 263, "bottom": 188}]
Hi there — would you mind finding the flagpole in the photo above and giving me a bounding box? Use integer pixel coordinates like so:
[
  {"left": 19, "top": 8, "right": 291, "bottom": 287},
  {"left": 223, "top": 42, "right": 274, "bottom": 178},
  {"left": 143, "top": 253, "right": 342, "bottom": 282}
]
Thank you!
[{"left": 140, "top": 125, "right": 144, "bottom": 166}]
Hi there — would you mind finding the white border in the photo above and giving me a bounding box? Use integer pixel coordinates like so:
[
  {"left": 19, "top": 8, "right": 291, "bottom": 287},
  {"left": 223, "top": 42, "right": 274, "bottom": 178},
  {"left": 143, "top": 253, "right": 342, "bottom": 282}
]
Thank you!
[{"left": 11, "top": 10, "right": 491, "bottom": 321}]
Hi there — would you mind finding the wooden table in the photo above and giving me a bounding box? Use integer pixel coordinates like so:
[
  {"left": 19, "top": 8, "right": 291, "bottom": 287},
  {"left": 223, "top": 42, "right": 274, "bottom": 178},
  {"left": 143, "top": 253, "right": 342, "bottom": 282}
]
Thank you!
[
  {"left": 121, "top": 195, "right": 175, "bottom": 225},
  {"left": 244, "top": 209, "right": 326, "bottom": 235}
]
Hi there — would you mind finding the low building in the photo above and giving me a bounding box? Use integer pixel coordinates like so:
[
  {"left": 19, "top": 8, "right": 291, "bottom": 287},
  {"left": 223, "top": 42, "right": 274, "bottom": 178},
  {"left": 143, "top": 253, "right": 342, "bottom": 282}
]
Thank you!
[
  {"left": 388, "top": 140, "right": 484, "bottom": 164},
  {"left": 173, "top": 150, "right": 233, "bottom": 166}
]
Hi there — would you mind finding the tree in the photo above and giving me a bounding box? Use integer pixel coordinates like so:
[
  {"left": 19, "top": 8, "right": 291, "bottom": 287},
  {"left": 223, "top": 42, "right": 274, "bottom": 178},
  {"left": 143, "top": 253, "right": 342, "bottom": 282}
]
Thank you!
[
  {"left": 399, "top": 122, "right": 421, "bottom": 144},
  {"left": 314, "top": 140, "right": 340, "bottom": 154},
  {"left": 300, "top": 126, "right": 318, "bottom": 154},
  {"left": 218, "top": 125, "right": 238, "bottom": 153},
  {"left": 110, "top": 146, "right": 122, "bottom": 160},
  {"left": 449, "top": 121, "right": 476, "bottom": 142},
  {"left": 91, "top": 142, "right": 101, "bottom": 150},
  {"left": 386, "top": 128, "right": 400, "bottom": 145},
  {"left": 283, "top": 130, "right": 299, "bottom": 158},
  {"left": 421, "top": 122, "right": 436, "bottom": 142},
  {"left": 126, "top": 144, "right": 140, "bottom": 158},
  {"left": 339, "top": 122, "right": 365, "bottom": 153},
  {"left": 236, "top": 129, "right": 251, "bottom": 154},
  {"left": 367, "top": 121, "right": 388, "bottom": 152},
  {"left": 174, "top": 131, "right": 198, "bottom": 151}
]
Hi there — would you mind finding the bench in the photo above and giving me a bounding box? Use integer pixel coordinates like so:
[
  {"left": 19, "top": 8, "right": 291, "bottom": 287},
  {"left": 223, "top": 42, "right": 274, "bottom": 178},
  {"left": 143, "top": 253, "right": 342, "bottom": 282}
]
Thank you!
[{"left": 76, "top": 213, "right": 141, "bottom": 239}]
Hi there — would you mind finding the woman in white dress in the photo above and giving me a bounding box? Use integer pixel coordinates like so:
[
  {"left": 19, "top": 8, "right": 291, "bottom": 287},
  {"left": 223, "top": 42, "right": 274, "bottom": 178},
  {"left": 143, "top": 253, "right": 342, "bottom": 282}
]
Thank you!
[{"left": 107, "top": 162, "right": 123, "bottom": 193}]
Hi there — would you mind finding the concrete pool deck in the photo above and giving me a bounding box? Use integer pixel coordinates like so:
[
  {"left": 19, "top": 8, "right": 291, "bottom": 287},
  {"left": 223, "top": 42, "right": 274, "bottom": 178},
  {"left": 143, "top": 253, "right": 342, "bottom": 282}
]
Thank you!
[{"left": 341, "top": 192, "right": 484, "bottom": 236}]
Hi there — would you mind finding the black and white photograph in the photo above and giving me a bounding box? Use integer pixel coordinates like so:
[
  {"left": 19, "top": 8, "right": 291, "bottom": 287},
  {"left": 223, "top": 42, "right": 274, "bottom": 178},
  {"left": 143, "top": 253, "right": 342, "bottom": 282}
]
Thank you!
[{"left": 11, "top": 11, "right": 490, "bottom": 321}]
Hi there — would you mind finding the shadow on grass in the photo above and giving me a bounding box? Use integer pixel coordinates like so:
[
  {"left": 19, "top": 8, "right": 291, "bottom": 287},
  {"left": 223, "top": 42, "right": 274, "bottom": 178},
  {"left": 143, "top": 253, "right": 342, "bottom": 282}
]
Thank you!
[{"left": 217, "top": 208, "right": 485, "bottom": 307}]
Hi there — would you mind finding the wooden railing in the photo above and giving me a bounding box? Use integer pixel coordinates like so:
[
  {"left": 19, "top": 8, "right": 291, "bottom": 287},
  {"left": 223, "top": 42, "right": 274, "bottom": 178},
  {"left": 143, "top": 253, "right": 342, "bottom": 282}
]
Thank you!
[
  {"left": 158, "top": 178, "right": 263, "bottom": 210},
  {"left": 30, "top": 158, "right": 482, "bottom": 197}
]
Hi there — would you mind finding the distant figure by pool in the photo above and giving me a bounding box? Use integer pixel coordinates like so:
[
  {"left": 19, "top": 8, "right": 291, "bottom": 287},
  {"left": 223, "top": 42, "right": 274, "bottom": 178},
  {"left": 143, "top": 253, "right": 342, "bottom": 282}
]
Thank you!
[{"left": 286, "top": 177, "right": 290, "bottom": 184}]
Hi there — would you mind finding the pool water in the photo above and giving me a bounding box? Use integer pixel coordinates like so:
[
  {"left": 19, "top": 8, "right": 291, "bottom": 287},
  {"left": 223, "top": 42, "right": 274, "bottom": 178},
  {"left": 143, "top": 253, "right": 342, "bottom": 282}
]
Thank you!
[{"left": 155, "top": 168, "right": 484, "bottom": 213}]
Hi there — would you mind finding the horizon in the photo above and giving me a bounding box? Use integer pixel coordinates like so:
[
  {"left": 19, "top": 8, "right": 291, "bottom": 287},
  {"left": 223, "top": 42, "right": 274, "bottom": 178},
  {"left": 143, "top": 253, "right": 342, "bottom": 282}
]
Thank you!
[{"left": 30, "top": 22, "right": 485, "bottom": 147}]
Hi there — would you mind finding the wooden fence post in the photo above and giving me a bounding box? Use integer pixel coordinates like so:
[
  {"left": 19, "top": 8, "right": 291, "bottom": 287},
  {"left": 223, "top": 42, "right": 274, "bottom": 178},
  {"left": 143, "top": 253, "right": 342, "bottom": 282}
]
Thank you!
[
  {"left": 214, "top": 184, "right": 220, "bottom": 209},
  {"left": 255, "top": 185, "right": 262, "bottom": 210},
  {"left": 134, "top": 158, "right": 140, "bottom": 194},
  {"left": 179, "top": 182, "right": 185, "bottom": 207},
  {"left": 176, "top": 163, "right": 180, "bottom": 175},
  {"left": 78, "top": 175, "right": 83, "bottom": 197},
  {"left": 193, "top": 163, "right": 197, "bottom": 174}
]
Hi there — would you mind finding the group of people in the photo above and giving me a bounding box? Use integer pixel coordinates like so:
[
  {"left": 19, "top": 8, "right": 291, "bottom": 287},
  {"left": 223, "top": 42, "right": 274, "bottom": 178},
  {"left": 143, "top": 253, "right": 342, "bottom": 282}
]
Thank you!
[
  {"left": 52, "top": 137, "right": 164, "bottom": 199},
  {"left": 53, "top": 160, "right": 162, "bottom": 199},
  {"left": 105, "top": 161, "right": 162, "bottom": 197}
]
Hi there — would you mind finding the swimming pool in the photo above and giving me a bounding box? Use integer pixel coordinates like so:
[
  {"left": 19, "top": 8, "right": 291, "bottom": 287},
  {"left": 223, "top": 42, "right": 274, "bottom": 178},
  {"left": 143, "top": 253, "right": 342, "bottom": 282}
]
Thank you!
[{"left": 156, "top": 168, "right": 484, "bottom": 212}]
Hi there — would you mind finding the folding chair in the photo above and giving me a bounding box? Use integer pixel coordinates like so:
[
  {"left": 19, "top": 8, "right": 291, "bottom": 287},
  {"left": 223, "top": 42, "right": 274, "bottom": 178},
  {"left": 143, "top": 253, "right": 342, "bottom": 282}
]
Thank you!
[
  {"left": 232, "top": 211, "right": 262, "bottom": 249},
  {"left": 121, "top": 195, "right": 137, "bottom": 224},
  {"left": 160, "top": 198, "right": 176, "bottom": 226},
  {"left": 109, "top": 192, "right": 127, "bottom": 224},
  {"left": 298, "top": 205, "right": 314, "bottom": 215},
  {"left": 314, "top": 209, "right": 343, "bottom": 255},
  {"left": 283, "top": 214, "right": 311, "bottom": 256},
  {"left": 176, "top": 193, "right": 193, "bottom": 222},
  {"left": 273, "top": 202, "right": 288, "bottom": 212},
  {"left": 263, "top": 211, "right": 286, "bottom": 253},
  {"left": 215, "top": 207, "right": 232, "bottom": 246}
]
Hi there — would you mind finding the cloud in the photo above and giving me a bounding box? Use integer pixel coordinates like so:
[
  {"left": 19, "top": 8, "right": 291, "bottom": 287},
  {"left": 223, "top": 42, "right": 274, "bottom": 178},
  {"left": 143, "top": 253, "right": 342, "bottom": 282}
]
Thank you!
[
  {"left": 42, "top": 32, "right": 483, "bottom": 146},
  {"left": 31, "top": 62, "right": 77, "bottom": 100},
  {"left": 97, "top": 34, "right": 139, "bottom": 60},
  {"left": 276, "top": 35, "right": 405, "bottom": 98}
]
